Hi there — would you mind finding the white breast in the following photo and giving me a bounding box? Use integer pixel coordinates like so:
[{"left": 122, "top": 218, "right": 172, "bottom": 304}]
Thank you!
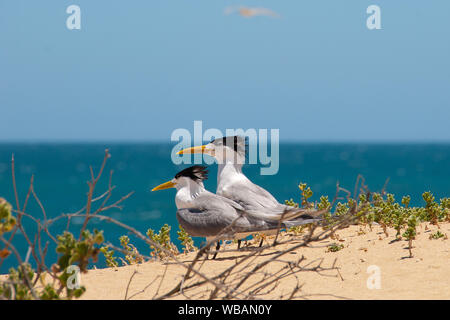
[{"left": 217, "top": 164, "right": 248, "bottom": 195}]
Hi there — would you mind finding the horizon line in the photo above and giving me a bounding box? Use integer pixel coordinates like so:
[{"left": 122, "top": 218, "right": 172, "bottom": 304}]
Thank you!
[{"left": 0, "top": 139, "right": 449, "bottom": 145}]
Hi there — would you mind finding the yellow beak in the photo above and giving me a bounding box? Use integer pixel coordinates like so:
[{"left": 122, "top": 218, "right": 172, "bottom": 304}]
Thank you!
[
  {"left": 176, "top": 145, "right": 207, "bottom": 155},
  {"left": 151, "top": 180, "right": 176, "bottom": 191}
]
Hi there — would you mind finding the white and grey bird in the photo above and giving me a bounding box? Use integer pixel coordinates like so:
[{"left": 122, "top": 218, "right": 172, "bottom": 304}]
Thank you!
[
  {"left": 151, "top": 165, "right": 319, "bottom": 258},
  {"left": 177, "top": 136, "right": 324, "bottom": 247}
]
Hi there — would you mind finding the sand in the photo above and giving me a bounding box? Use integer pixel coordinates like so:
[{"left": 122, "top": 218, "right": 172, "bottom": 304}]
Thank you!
[
  {"left": 76, "top": 221, "right": 450, "bottom": 300},
  {"left": 2, "top": 222, "right": 449, "bottom": 300}
]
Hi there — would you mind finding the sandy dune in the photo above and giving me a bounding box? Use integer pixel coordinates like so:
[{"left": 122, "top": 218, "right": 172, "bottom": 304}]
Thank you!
[{"left": 77, "top": 221, "right": 450, "bottom": 300}]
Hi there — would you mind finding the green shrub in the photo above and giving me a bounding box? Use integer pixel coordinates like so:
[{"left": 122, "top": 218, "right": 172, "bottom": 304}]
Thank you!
[
  {"left": 119, "top": 235, "right": 144, "bottom": 265},
  {"left": 0, "top": 198, "right": 15, "bottom": 236},
  {"left": 429, "top": 230, "right": 446, "bottom": 240},
  {"left": 100, "top": 246, "right": 119, "bottom": 268},
  {"left": 147, "top": 224, "right": 178, "bottom": 259},
  {"left": 177, "top": 225, "right": 196, "bottom": 254},
  {"left": 327, "top": 243, "right": 344, "bottom": 252}
]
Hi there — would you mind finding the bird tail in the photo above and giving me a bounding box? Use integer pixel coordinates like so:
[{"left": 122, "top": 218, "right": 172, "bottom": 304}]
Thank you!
[
  {"left": 281, "top": 207, "right": 326, "bottom": 222},
  {"left": 286, "top": 207, "right": 332, "bottom": 228},
  {"left": 283, "top": 217, "right": 322, "bottom": 228},
  {"left": 244, "top": 207, "right": 327, "bottom": 223}
]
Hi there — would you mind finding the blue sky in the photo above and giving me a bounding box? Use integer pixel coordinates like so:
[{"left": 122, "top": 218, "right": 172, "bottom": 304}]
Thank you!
[{"left": 1, "top": 1, "right": 449, "bottom": 142}]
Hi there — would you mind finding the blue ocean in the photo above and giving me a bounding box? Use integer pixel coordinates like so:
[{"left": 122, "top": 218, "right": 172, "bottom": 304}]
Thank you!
[{"left": 0, "top": 143, "right": 449, "bottom": 272}]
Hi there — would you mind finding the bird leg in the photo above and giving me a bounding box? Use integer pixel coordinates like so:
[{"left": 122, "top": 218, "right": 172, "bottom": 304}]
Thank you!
[
  {"left": 259, "top": 238, "right": 264, "bottom": 247},
  {"left": 237, "top": 239, "right": 242, "bottom": 250},
  {"left": 202, "top": 242, "right": 211, "bottom": 260},
  {"left": 212, "top": 241, "right": 221, "bottom": 260}
]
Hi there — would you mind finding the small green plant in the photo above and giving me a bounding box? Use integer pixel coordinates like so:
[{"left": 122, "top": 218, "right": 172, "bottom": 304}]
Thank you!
[
  {"left": 439, "top": 198, "right": 450, "bottom": 222},
  {"left": 356, "top": 193, "right": 374, "bottom": 227},
  {"left": 285, "top": 185, "right": 334, "bottom": 229},
  {"left": 0, "top": 263, "right": 35, "bottom": 300},
  {"left": 53, "top": 229, "right": 104, "bottom": 298},
  {"left": 422, "top": 192, "right": 441, "bottom": 225},
  {"left": 299, "top": 183, "right": 314, "bottom": 208},
  {"left": 147, "top": 224, "right": 178, "bottom": 259},
  {"left": 100, "top": 246, "right": 119, "bottom": 268},
  {"left": 1, "top": 228, "right": 104, "bottom": 300},
  {"left": 388, "top": 196, "right": 410, "bottom": 239},
  {"left": 318, "top": 195, "right": 334, "bottom": 227},
  {"left": 284, "top": 198, "right": 298, "bottom": 208},
  {"left": 177, "top": 225, "right": 196, "bottom": 254},
  {"left": 55, "top": 230, "right": 104, "bottom": 272},
  {"left": 119, "top": 235, "right": 144, "bottom": 265},
  {"left": 402, "top": 214, "right": 418, "bottom": 258},
  {"left": 429, "top": 230, "right": 446, "bottom": 240},
  {"left": 0, "top": 198, "right": 15, "bottom": 259},
  {"left": 335, "top": 202, "right": 349, "bottom": 217},
  {"left": 317, "top": 195, "right": 331, "bottom": 211},
  {"left": 0, "top": 198, "right": 15, "bottom": 236},
  {"left": 285, "top": 183, "right": 314, "bottom": 209},
  {"left": 288, "top": 225, "right": 307, "bottom": 235},
  {"left": 401, "top": 195, "right": 411, "bottom": 208},
  {"left": 327, "top": 243, "right": 344, "bottom": 252}
]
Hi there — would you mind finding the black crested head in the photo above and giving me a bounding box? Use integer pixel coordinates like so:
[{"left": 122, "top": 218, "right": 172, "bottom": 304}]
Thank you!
[
  {"left": 175, "top": 165, "right": 208, "bottom": 182},
  {"left": 210, "top": 135, "right": 247, "bottom": 155}
]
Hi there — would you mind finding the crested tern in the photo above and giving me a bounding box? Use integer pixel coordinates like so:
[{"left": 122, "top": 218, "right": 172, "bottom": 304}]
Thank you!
[
  {"left": 152, "top": 165, "right": 320, "bottom": 258},
  {"left": 177, "top": 136, "right": 324, "bottom": 232}
]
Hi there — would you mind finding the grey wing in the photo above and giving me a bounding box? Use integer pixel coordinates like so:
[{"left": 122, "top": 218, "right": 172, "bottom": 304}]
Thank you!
[
  {"left": 176, "top": 195, "right": 253, "bottom": 238},
  {"left": 176, "top": 207, "right": 232, "bottom": 237},
  {"left": 214, "top": 194, "right": 246, "bottom": 211},
  {"left": 220, "top": 181, "right": 321, "bottom": 222},
  {"left": 219, "top": 180, "right": 280, "bottom": 210}
]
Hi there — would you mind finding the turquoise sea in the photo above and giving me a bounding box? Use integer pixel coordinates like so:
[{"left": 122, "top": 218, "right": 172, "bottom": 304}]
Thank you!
[{"left": 0, "top": 143, "right": 449, "bottom": 272}]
